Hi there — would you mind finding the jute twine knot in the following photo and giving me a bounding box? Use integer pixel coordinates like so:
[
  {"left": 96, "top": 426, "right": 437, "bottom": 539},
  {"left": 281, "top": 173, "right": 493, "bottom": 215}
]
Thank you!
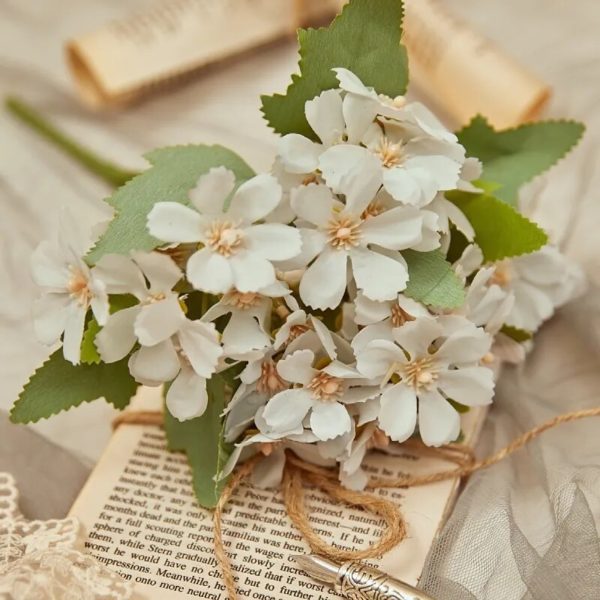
[{"left": 113, "top": 406, "right": 600, "bottom": 600}]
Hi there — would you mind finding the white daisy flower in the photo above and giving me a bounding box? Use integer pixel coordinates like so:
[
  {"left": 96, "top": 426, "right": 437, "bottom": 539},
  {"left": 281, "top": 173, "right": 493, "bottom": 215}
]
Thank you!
[
  {"left": 147, "top": 167, "right": 302, "bottom": 294},
  {"left": 262, "top": 332, "right": 380, "bottom": 442},
  {"left": 289, "top": 184, "right": 439, "bottom": 310},
  {"left": 31, "top": 212, "right": 109, "bottom": 365},
  {"left": 94, "top": 252, "right": 185, "bottom": 362},
  {"left": 201, "top": 280, "right": 290, "bottom": 359},
  {"left": 356, "top": 317, "right": 494, "bottom": 446},
  {"left": 128, "top": 318, "right": 223, "bottom": 421}
]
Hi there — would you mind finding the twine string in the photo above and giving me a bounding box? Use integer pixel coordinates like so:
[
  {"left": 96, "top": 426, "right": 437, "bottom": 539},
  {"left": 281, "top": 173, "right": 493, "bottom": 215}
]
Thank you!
[{"left": 114, "top": 405, "right": 600, "bottom": 600}]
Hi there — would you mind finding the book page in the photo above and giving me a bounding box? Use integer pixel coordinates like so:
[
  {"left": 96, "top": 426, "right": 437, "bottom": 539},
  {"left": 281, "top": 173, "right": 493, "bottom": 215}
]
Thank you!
[{"left": 70, "top": 389, "right": 485, "bottom": 599}]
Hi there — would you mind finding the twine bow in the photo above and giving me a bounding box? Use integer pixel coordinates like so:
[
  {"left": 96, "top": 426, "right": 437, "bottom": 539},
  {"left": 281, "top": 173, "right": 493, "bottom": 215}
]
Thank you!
[{"left": 113, "top": 406, "right": 600, "bottom": 600}]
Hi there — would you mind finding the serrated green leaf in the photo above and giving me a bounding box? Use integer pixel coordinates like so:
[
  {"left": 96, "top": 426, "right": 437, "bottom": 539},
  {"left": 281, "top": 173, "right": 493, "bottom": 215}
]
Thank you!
[
  {"left": 501, "top": 325, "right": 532, "bottom": 342},
  {"left": 404, "top": 250, "right": 465, "bottom": 309},
  {"left": 457, "top": 116, "right": 584, "bottom": 205},
  {"left": 261, "top": 0, "right": 408, "bottom": 138},
  {"left": 164, "top": 375, "right": 232, "bottom": 509},
  {"left": 447, "top": 191, "right": 548, "bottom": 262},
  {"left": 80, "top": 319, "right": 101, "bottom": 364},
  {"left": 10, "top": 350, "right": 137, "bottom": 423},
  {"left": 86, "top": 145, "right": 255, "bottom": 264}
]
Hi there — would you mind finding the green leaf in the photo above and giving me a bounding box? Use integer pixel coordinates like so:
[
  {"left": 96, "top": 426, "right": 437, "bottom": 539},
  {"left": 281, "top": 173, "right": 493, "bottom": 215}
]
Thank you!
[
  {"left": 261, "top": 0, "right": 408, "bottom": 138},
  {"left": 501, "top": 325, "right": 532, "bottom": 343},
  {"left": 11, "top": 350, "right": 137, "bottom": 423},
  {"left": 86, "top": 145, "right": 255, "bottom": 264},
  {"left": 457, "top": 116, "right": 584, "bottom": 205},
  {"left": 164, "top": 375, "right": 232, "bottom": 509},
  {"left": 447, "top": 191, "right": 548, "bottom": 262},
  {"left": 403, "top": 250, "right": 465, "bottom": 309},
  {"left": 448, "top": 399, "right": 471, "bottom": 414},
  {"left": 80, "top": 319, "right": 101, "bottom": 364}
]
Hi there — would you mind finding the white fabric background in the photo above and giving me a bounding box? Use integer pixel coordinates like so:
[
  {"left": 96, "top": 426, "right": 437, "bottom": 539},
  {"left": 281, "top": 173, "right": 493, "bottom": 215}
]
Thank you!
[{"left": 0, "top": 2, "right": 599, "bottom": 597}]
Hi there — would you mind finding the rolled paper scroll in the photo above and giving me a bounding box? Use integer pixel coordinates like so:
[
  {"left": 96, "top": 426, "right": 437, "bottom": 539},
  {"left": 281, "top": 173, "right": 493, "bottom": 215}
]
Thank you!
[{"left": 66, "top": 0, "right": 337, "bottom": 108}]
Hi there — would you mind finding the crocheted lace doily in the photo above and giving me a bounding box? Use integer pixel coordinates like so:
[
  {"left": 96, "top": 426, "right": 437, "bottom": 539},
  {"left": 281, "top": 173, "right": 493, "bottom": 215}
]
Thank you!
[{"left": 0, "top": 472, "right": 133, "bottom": 599}]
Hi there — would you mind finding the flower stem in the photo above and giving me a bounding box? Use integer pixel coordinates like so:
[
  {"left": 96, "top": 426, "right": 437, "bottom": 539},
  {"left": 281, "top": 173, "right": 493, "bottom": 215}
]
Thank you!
[{"left": 5, "top": 96, "right": 139, "bottom": 188}]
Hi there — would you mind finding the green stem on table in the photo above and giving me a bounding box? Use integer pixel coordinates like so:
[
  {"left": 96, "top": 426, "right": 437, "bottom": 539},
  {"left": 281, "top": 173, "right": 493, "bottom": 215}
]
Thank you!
[{"left": 5, "top": 96, "right": 139, "bottom": 188}]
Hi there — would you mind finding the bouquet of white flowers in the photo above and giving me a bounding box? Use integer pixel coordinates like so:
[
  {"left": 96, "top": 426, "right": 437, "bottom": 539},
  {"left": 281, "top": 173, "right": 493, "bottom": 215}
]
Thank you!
[{"left": 13, "top": 0, "right": 584, "bottom": 508}]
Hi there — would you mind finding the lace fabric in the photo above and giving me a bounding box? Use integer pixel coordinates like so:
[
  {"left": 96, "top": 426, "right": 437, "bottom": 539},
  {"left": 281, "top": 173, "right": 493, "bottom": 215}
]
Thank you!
[{"left": 0, "top": 473, "right": 133, "bottom": 600}]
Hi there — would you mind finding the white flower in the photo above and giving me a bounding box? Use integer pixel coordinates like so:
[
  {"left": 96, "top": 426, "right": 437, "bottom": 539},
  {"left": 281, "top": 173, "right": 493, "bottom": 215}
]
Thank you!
[
  {"left": 428, "top": 193, "right": 475, "bottom": 245},
  {"left": 490, "top": 246, "right": 585, "bottom": 332},
  {"left": 128, "top": 318, "right": 223, "bottom": 421},
  {"left": 94, "top": 252, "right": 185, "bottom": 362},
  {"left": 31, "top": 213, "right": 109, "bottom": 365},
  {"left": 262, "top": 331, "right": 380, "bottom": 441},
  {"left": 314, "top": 69, "right": 466, "bottom": 208},
  {"left": 147, "top": 167, "right": 302, "bottom": 294},
  {"left": 201, "top": 281, "right": 289, "bottom": 359},
  {"left": 356, "top": 317, "right": 494, "bottom": 446},
  {"left": 289, "top": 184, "right": 439, "bottom": 310}
]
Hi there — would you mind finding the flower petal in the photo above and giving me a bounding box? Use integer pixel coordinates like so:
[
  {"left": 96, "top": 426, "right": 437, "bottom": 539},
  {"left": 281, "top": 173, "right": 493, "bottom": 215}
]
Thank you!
[
  {"left": 62, "top": 303, "right": 87, "bottom": 365},
  {"left": 354, "top": 292, "right": 392, "bottom": 325},
  {"left": 437, "top": 367, "right": 495, "bottom": 407},
  {"left": 319, "top": 144, "right": 382, "bottom": 214},
  {"left": 382, "top": 166, "right": 424, "bottom": 205},
  {"left": 392, "top": 318, "right": 443, "bottom": 358},
  {"left": 33, "top": 294, "right": 70, "bottom": 346},
  {"left": 132, "top": 251, "right": 182, "bottom": 293},
  {"left": 244, "top": 223, "right": 302, "bottom": 261},
  {"left": 188, "top": 166, "right": 235, "bottom": 214},
  {"left": 147, "top": 202, "right": 205, "bottom": 243},
  {"left": 343, "top": 94, "right": 378, "bottom": 144},
  {"left": 93, "top": 254, "right": 147, "bottom": 299},
  {"left": 350, "top": 247, "right": 408, "bottom": 301},
  {"left": 378, "top": 383, "right": 417, "bottom": 442},
  {"left": 186, "top": 248, "right": 233, "bottom": 294},
  {"left": 361, "top": 206, "right": 424, "bottom": 250},
  {"left": 273, "top": 228, "right": 327, "bottom": 271},
  {"left": 252, "top": 448, "right": 287, "bottom": 489},
  {"left": 435, "top": 326, "right": 492, "bottom": 365},
  {"left": 166, "top": 366, "right": 209, "bottom": 421},
  {"left": 263, "top": 388, "right": 314, "bottom": 432},
  {"left": 222, "top": 312, "right": 270, "bottom": 356},
  {"left": 356, "top": 340, "right": 406, "bottom": 379},
  {"left": 290, "top": 183, "right": 336, "bottom": 227},
  {"left": 179, "top": 319, "right": 222, "bottom": 378},
  {"left": 128, "top": 340, "right": 180, "bottom": 384},
  {"left": 276, "top": 349, "right": 316, "bottom": 385},
  {"left": 229, "top": 252, "right": 276, "bottom": 292},
  {"left": 305, "top": 88, "right": 345, "bottom": 146},
  {"left": 96, "top": 306, "right": 140, "bottom": 362},
  {"left": 30, "top": 240, "right": 69, "bottom": 289},
  {"left": 134, "top": 294, "right": 185, "bottom": 346},
  {"left": 299, "top": 247, "right": 348, "bottom": 310},
  {"left": 341, "top": 386, "right": 382, "bottom": 404},
  {"left": 418, "top": 389, "right": 461, "bottom": 447},
  {"left": 228, "top": 173, "right": 282, "bottom": 223},
  {"left": 278, "top": 134, "right": 321, "bottom": 174},
  {"left": 310, "top": 401, "right": 352, "bottom": 441},
  {"left": 352, "top": 321, "right": 395, "bottom": 354}
]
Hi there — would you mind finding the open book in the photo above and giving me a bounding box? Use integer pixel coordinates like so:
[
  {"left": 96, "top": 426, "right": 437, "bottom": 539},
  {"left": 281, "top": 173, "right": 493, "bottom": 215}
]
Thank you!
[{"left": 69, "top": 388, "right": 486, "bottom": 599}]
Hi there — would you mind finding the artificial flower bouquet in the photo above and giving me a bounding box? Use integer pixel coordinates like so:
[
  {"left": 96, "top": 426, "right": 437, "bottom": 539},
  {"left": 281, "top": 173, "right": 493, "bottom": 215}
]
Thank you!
[{"left": 13, "top": 0, "right": 584, "bottom": 508}]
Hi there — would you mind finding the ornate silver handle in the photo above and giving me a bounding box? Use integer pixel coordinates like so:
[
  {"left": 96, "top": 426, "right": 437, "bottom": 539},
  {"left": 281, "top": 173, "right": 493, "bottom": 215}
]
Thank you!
[{"left": 336, "top": 562, "right": 436, "bottom": 600}]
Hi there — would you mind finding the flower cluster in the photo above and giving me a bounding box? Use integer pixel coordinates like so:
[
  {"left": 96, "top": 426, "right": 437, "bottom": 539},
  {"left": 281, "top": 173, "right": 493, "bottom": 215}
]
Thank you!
[{"left": 31, "top": 70, "right": 583, "bottom": 490}]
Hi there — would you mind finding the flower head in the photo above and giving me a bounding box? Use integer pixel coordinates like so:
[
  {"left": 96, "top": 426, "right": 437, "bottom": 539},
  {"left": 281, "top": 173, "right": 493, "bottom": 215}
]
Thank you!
[
  {"left": 147, "top": 167, "right": 302, "bottom": 294},
  {"left": 356, "top": 316, "right": 494, "bottom": 446},
  {"left": 31, "top": 212, "right": 109, "bottom": 364}
]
